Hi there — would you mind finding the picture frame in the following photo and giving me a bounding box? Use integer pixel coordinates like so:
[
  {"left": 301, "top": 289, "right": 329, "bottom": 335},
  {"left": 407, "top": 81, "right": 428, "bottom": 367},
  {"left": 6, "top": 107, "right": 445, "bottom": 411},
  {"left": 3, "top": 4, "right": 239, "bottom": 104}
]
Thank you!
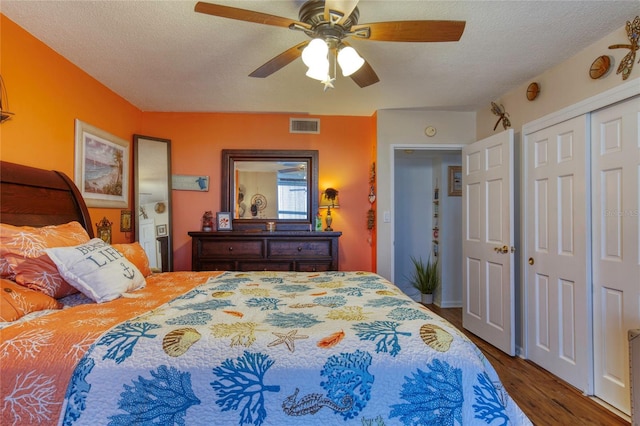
[
  {"left": 74, "top": 119, "right": 129, "bottom": 208},
  {"left": 448, "top": 166, "right": 462, "bottom": 196},
  {"left": 120, "top": 210, "right": 132, "bottom": 232},
  {"left": 216, "top": 212, "right": 232, "bottom": 231},
  {"left": 156, "top": 224, "right": 168, "bottom": 237}
]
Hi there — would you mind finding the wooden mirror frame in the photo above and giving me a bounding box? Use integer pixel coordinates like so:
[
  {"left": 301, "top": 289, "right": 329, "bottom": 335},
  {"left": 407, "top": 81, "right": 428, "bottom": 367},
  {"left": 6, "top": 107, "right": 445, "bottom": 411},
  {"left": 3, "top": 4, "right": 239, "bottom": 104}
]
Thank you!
[{"left": 221, "top": 149, "right": 319, "bottom": 231}]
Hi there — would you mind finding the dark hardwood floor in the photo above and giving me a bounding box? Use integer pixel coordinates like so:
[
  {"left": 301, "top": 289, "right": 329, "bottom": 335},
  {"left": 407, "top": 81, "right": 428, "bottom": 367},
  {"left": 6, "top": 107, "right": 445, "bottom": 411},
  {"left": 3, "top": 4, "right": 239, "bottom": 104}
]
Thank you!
[{"left": 426, "top": 304, "right": 630, "bottom": 426}]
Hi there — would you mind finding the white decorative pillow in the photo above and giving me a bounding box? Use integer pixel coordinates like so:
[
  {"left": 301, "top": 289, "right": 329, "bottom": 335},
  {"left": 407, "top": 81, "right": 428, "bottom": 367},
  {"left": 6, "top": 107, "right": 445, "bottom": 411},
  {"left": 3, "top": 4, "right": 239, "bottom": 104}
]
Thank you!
[{"left": 46, "top": 238, "right": 145, "bottom": 303}]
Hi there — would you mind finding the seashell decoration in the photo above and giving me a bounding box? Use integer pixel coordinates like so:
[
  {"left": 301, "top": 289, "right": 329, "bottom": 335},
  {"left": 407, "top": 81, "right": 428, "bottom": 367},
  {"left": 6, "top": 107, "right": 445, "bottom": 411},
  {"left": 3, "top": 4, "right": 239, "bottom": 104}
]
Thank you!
[
  {"left": 211, "top": 291, "right": 234, "bottom": 298},
  {"left": 420, "top": 323, "right": 453, "bottom": 352},
  {"left": 163, "top": 328, "right": 202, "bottom": 357}
]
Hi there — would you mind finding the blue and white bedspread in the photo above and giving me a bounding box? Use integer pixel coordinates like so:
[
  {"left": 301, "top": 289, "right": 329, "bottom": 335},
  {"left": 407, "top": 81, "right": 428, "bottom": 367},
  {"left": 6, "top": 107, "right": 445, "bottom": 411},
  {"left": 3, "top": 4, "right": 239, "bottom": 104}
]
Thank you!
[{"left": 61, "top": 271, "right": 531, "bottom": 425}]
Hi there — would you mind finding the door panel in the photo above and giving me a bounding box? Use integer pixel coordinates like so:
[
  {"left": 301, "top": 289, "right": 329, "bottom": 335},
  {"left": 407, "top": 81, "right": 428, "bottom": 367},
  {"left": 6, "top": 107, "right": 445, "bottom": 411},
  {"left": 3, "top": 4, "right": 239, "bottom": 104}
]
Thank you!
[
  {"left": 525, "top": 114, "right": 588, "bottom": 391},
  {"left": 462, "top": 130, "right": 515, "bottom": 355},
  {"left": 592, "top": 96, "right": 639, "bottom": 415}
]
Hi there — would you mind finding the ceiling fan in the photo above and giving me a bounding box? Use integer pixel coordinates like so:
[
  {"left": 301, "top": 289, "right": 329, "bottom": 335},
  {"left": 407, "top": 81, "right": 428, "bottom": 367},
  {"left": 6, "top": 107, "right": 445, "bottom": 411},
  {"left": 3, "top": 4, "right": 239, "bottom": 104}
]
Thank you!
[{"left": 194, "top": 0, "right": 465, "bottom": 88}]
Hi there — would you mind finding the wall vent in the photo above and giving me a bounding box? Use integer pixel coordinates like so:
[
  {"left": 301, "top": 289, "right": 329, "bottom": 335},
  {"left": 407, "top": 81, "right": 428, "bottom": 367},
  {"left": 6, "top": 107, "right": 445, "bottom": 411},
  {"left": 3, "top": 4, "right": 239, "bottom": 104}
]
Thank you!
[{"left": 290, "top": 118, "right": 320, "bottom": 134}]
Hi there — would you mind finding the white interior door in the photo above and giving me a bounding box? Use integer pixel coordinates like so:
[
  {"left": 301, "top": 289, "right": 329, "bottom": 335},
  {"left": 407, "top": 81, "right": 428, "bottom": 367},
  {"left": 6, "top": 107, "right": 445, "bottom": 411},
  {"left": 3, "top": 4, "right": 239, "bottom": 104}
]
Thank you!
[
  {"left": 524, "top": 115, "right": 589, "bottom": 392},
  {"left": 139, "top": 218, "right": 158, "bottom": 270},
  {"left": 462, "top": 129, "right": 515, "bottom": 355},
  {"left": 591, "top": 96, "right": 640, "bottom": 415}
]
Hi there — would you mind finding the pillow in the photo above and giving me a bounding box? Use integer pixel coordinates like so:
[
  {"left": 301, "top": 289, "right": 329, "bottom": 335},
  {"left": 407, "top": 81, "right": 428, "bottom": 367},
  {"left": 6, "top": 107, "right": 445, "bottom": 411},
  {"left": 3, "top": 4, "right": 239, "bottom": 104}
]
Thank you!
[
  {"left": 0, "top": 221, "right": 91, "bottom": 298},
  {"left": 46, "top": 238, "right": 146, "bottom": 303},
  {"left": 112, "top": 242, "right": 152, "bottom": 277},
  {"left": 0, "top": 279, "right": 62, "bottom": 322}
]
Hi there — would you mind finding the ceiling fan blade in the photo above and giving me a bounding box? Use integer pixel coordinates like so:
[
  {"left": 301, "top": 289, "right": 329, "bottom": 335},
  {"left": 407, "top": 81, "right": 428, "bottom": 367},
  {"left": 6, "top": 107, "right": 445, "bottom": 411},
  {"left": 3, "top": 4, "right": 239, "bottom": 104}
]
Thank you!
[
  {"left": 349, "top": 60, "right": 379, "bottom": 88},
  {"left": 195, "top": 2, "right": 311, "bottom": 30},
  {"left": 249, "top": 41, "right": 309, "bottom": 78},
  {"left": 324, "top": 0, "right": 359, "bottom": 25},
  {"left": 351, "top": 20, "right": 466, "bottom": 42}
]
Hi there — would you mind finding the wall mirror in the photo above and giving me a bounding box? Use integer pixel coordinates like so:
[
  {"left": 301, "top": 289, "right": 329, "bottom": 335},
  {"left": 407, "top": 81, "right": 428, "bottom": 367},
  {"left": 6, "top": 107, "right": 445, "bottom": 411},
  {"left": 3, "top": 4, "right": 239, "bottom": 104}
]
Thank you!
[
  {"left": 134, "top": 135, "right": 173, "bottom": 271},
  {"left": 222, "top": 149, "right": 318, "bottom": 231}
]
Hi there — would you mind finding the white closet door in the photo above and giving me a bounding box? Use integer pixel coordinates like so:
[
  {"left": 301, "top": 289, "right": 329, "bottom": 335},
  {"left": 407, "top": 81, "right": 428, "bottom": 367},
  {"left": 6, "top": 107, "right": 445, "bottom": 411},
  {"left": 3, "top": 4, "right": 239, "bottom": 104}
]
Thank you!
[
  {"left": 591, "top": 95, "right": 640, "bottom": 415},
  {"left": 525, "top": 115, "right": 589, "bottom": 391}
]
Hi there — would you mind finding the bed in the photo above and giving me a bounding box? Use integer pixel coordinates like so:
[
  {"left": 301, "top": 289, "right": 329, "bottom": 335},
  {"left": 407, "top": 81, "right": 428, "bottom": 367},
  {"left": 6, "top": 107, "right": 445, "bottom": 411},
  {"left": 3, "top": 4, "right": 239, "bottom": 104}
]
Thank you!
[{"left": 0, "top": 161, "right": 532, "bottom": 425}]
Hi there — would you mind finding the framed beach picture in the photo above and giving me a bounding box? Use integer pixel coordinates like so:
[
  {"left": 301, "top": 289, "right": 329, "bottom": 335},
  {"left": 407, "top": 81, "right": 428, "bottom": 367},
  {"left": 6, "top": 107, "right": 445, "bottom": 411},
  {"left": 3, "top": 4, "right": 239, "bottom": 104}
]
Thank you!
[
  {"left": 74, "top": 119, "right": 129, "bottom": 208},
  {"left": 448, "top": 166, "right": 462, "bottom": 196}
]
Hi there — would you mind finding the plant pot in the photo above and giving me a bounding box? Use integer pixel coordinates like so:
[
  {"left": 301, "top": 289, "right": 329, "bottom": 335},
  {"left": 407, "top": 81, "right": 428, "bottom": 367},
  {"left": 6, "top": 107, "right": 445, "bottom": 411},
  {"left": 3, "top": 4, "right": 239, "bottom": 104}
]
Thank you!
[{"left": 421, "top": 293, "right": 433, "bottom": 305}]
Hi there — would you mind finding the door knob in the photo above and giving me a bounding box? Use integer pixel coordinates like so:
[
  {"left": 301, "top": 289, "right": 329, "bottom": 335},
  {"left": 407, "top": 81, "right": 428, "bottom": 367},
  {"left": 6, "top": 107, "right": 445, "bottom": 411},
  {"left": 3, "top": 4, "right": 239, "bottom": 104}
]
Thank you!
[
  {"left": 528, "top": 257, "right": 534, "bottom": 265},
  {"left": 494, "top": 245, "right": 509, "bottom": 254}
]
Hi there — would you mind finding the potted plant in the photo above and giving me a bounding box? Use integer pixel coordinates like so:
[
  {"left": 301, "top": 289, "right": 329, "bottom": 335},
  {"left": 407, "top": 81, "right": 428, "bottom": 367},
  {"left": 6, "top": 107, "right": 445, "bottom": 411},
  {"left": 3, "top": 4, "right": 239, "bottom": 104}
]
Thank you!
[{"left": 408, "top": 255, "right": 440, "bottom": 305}]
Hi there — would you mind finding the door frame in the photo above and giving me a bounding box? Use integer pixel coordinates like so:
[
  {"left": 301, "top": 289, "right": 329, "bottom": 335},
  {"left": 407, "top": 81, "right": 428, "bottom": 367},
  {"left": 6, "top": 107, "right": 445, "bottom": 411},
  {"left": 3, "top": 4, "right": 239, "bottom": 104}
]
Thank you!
[
  {"left": 389, "top": 144, "right": 465, "bottom": 294},
  {"left": 521, "top": 78, "right": 640, "bottom": 395}
]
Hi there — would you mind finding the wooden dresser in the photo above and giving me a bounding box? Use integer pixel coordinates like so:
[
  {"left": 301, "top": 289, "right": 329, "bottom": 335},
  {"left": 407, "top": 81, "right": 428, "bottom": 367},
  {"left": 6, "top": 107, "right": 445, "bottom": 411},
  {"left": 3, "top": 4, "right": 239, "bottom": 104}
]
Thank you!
[{"left": 188, "top": 230, "right": 341, "bottom": 272}]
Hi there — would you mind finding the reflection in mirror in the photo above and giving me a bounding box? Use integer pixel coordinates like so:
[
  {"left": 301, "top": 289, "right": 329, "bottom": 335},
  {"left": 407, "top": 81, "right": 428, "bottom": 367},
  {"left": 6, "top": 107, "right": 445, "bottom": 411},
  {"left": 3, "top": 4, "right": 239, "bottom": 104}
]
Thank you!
[
  {"left": 235, "top": 161, "right": 308, "bottom": 220},
  {"left": 222, "top": 150, "right": 318, "bottom": 231},
  {"left": 134, "top": 135, "right": 172, "bottom": 272}
]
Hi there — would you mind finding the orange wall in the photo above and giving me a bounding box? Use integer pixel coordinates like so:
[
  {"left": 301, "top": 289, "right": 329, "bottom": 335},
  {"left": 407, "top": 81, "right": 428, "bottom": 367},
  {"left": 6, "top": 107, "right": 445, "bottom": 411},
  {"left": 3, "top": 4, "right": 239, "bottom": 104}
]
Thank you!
[
  {"left": 1, "top": 15, "right": 376, "bottom": 272},
  {"left": 0, "top": 15, "right": 142, "bottom": 243},
  {"left": 140, "top": 113, "right": 375, "bottom": 271}
]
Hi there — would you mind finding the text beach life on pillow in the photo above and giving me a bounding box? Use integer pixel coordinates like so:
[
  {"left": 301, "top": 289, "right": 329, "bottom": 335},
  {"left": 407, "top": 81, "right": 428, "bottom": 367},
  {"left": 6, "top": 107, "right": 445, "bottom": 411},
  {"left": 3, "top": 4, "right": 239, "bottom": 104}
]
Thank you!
[{"left": 46, "top": 238, "right": 145, "bottom": 303}]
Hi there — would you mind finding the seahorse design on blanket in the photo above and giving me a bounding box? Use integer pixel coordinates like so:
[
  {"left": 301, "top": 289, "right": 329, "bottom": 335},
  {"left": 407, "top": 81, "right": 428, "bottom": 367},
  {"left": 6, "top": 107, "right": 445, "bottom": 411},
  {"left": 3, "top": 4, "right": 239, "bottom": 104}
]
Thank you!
[{"left": 282, "top": 388, "right": 353, "bottom": 416}]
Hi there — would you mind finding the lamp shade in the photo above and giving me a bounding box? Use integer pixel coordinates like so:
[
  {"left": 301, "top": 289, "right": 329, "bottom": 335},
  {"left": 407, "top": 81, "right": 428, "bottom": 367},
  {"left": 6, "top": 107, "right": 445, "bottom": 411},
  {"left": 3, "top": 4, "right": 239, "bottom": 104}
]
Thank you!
[
  {"left": 305, "top": 59, "right": 330, "bottom": 81},
  {"left": 319, "top": 188, "right": 339, "bottom": 208},
  {"left": 302, "top": 38, "right": 329, "bottom": 68},
  {"left": 337, "top": 46, "right": 365, "bottom": 76}
]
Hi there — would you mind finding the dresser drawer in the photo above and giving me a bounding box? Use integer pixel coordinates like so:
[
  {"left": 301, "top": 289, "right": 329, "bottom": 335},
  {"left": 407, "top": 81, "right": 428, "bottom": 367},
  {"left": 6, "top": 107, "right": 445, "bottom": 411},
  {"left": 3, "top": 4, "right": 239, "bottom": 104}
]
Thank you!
[
  {"left": 267, "top": 239, "right": 331, "bottom": 257},
  {"left": 295, "top": 261, "right": 333, "bottom": 272},
  {"left": 199, "top": 239, "right": 263, "bottom": 257},
  {"left": 237, "top": 261, "right": 292, "bottom": 272},
  {"left": 196, "top": 261, "right": 236, "bottom": 271}
]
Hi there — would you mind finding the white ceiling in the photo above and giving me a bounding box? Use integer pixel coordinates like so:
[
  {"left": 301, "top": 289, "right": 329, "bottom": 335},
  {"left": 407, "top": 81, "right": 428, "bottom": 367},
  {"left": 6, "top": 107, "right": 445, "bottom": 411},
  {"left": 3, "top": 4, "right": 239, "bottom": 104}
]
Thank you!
[{"left": 2, "top": 1, "right": 637, "bottom": 116}]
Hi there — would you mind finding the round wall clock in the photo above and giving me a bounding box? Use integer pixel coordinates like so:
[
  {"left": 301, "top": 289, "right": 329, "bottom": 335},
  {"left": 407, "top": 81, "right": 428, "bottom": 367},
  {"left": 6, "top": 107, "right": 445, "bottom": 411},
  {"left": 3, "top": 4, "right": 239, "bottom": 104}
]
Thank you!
[{"left": 425, "top": 126, "right": 437, "bottom": 137}]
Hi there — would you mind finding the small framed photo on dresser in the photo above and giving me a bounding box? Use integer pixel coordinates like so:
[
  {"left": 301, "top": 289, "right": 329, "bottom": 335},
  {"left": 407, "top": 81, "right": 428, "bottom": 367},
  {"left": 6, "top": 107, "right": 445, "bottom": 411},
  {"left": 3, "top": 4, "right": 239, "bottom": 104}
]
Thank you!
[{"left": 216, "top": 212, "right": 232, "bottom": 231}]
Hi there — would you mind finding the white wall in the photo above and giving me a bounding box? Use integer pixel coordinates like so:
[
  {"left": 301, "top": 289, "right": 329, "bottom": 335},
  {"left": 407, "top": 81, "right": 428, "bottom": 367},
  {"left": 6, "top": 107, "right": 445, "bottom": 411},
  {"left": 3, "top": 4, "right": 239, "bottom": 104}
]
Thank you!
[
  {"left": 376, "top": 110, "right": 476, "bottom": 283},
  {"left": 476, "top": 25, "right": 640, "bottom": 140}
]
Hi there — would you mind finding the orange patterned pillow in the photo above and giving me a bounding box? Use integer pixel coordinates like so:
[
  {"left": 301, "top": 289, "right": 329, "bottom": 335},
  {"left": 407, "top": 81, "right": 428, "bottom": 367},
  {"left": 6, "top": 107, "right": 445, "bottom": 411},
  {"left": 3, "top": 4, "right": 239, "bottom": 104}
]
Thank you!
[
  {"left": 112, "top": 242, "right": 152, "bottom": 277},
  {"left": 0, "top": 221, "right": 91, "bottom": 298},
  {"left": 0, "top": 279, "right": 62, "bottom": 322}
]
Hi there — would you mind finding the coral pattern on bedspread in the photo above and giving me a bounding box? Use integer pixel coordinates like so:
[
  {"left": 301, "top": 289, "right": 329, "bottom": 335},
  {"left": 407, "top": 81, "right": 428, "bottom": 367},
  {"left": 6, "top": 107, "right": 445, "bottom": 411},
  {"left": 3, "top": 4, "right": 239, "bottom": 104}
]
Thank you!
[
  {"left": 1, "top": 271, "right": 531, "bottom": 425},
  {"left": 0, "top": 271, "right": 222, "bottom": 425},
  {"left": 42, "top": 271, "right": 527, "bottom": 425}
]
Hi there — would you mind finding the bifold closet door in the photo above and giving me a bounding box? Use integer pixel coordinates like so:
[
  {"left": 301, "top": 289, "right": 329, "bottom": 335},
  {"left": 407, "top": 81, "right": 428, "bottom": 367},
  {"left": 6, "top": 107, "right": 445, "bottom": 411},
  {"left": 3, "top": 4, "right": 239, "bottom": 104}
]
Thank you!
[
  {"left": 591, "top": 95, "right": 640, "bottom": 416},
  {"left": 525, "top": 114, "right": 589, "bottom": 392}
]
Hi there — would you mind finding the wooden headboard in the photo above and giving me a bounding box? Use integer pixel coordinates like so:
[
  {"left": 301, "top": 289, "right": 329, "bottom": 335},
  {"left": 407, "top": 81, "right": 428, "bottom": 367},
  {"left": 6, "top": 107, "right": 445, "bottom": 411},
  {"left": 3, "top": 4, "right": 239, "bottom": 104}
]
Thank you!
[{"left": 0, "top": 161, "right": 94, "bottom": 238}]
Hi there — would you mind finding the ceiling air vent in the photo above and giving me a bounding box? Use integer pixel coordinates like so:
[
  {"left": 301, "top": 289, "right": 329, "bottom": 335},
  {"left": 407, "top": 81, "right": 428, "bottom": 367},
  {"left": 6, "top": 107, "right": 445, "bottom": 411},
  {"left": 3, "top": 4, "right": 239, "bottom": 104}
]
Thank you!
[{"left": 290, "top": 118, "right": 320, "bottom": 134}]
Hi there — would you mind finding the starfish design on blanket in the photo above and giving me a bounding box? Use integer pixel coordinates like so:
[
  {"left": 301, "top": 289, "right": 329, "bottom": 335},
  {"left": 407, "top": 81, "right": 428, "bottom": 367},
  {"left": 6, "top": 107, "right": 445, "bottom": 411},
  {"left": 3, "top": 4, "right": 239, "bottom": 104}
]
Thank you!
[{"left": 268, "top": 329, "right": 308, "bottom": 352}]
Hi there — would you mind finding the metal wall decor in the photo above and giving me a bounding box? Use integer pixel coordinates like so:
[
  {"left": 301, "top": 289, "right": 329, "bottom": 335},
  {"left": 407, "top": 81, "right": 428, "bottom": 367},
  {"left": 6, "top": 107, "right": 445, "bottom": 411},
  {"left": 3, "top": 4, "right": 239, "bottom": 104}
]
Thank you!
[
  {"left": 608, "top": 15, "right": 639, "bottom": 80},
  {"left": 490, "top": 102, "right": 511, "bottom": 131}
]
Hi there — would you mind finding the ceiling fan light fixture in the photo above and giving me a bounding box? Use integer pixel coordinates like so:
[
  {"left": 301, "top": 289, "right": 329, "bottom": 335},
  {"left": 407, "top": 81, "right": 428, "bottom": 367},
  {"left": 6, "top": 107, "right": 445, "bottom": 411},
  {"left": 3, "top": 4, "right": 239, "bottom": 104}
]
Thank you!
[
  {"left": 337, "top": 46, "right": 364, "bottom": 76},
  {"left": 305, "top": 59, "right": 330, "bottom": 81},
  {"left": 301, "top": 38, "right": 328, "bottom": 68}
]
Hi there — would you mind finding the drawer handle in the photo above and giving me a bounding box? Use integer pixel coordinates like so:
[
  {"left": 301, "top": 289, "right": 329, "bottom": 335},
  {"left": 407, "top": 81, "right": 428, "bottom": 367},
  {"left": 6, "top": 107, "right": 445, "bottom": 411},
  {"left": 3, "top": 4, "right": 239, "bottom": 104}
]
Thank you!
[
  {"left": 228, "top": 246, "right": 233, "bottom": 251},
  {"left": 297, "top": 246, "right": 302, "bottom": 252}
]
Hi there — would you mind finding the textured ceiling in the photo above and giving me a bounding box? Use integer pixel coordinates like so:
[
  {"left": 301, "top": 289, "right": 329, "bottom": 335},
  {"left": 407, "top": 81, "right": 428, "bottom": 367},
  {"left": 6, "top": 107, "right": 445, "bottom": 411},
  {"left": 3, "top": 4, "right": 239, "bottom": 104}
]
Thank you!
[{"left": 2, "top": 1, "right": 638, "bottom": 116}]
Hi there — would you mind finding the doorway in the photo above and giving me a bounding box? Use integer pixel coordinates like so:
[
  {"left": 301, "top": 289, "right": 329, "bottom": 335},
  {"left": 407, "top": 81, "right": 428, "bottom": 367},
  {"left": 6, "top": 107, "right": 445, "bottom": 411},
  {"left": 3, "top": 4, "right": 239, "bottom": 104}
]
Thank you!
[{"left": 392, "top": 147, "right": 463, "bottom": 307}]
